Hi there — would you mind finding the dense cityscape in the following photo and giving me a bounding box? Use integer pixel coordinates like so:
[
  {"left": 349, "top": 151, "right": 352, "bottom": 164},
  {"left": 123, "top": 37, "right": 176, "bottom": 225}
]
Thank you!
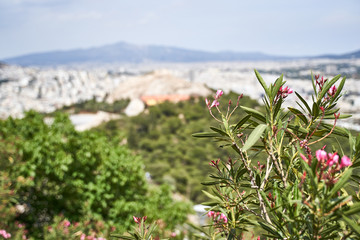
[{"left": 1, "top": 58, "right": 360, "bottom": 130}]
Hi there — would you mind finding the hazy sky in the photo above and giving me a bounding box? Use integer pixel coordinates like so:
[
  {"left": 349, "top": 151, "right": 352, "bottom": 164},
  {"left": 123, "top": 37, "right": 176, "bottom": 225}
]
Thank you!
[{"left": 0, "top": 0, "right": 359, "bottom": 59}]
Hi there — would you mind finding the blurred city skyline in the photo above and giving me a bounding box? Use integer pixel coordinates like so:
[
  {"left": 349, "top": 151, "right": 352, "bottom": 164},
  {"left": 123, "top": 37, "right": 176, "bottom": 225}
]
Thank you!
[{"left": 0, "top": 0, "right": 359, "bottom": 59}]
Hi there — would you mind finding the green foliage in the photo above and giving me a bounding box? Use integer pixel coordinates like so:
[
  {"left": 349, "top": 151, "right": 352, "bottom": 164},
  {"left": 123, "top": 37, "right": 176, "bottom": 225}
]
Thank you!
[
  {"left": 0, "top": 111, "right": 191, "bottom": 238},
  {"left": 50, "top": 98, "right": 130, "bottom": 115},
  {"left": 194, "top": 71, "right": 360, "bottom": 239},
  {"left": 96, "top": 94, "right": 261, "bottom": 203}
]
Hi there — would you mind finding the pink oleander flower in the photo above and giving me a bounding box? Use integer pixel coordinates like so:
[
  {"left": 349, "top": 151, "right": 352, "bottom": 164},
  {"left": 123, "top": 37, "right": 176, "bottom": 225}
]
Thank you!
[
  {"left": 207, "top": 211, "right": 215, "bottom": 218},
  {"left": 215, "top": 90, "right": 224, "bottom": 99},
  {"left": 316, "top": 76, "right": 327, "bottom": 90},
  {"left": 16, "top": 222, "right": 25, "bottom": 228},
  {"left": 316, "top": 149, "right": 327, "bottom": 162},
  {"left": 170, "top": 232, "right": 177, "bottom": 238},
  {"left": 219, "top": 213, "right": 228, "bottom": 223},
  {"left": 340, "top": 155, "right": 352, "bottom": 168},
  {"left": 80, "top": 234, "right": 86, "bottom": 240},
  {"left": 63, "top": 220, "right": 71, "bottom": 227},
  {"left": 278, "top": 86, "right": 293, "bottom": 98},
  {"left": 0, "top": 230, "right": 11, "bottom": 239},
  {"left": 327, "top": 153, "right": 339, "bottom": 166},
  {"left": 210, "top": 100, "right": 219, "bottom": 108}
]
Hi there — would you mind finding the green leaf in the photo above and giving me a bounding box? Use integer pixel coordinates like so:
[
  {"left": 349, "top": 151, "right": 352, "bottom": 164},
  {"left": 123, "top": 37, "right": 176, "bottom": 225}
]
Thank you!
[
  {"left": 202, "top": 190, "right": 222, "bottom": 202},
  {"left": 234, "top": 115, "right": 251, "bottom": 130},
  {"left": 210, "top": 126, "right": 229, "bottom": 137},
  {"left": 260, "top": 191, "right": 272, "bottom": 209},
  {"left": 323, "top": 114, "right": 351, "bottom": 119},
  {"left": 328, "top": 168, "right": 352, "bottom": 197},
  {"left": 254, "top": 69, "right": 270, "bottom": 97},
  {"left": 273, "top": 98, "right": 283, "bottom": 119},
  {"left": 256, "top": 174, "right": 261, "bottom": 187},
  {"left": 236, "top": 168, "right": 247, "bottom": 181},
  {"left": 343, "top": 202, "right": 360, "bottom": 216},
  {"left": 311, "top": 71, "right": 317, "bottom": 96},
  {"left": 259, "top": 222, "right": 283, "bottom": 238},
  {"left": 288, "top": 107, "right": 308, "bottom": 124},
  {"left": 270, "top": 75, "right": 284, "bottom": 103},
  {"left": 320, "top": 123, "right": 349, "bottom": 137},
  {"left": 295, "top": 91, "right": 311, "bottom": 114},
  {"left": 319, "top": 224, "right": 341, "bottom": 238},
  {"left": 242, "top": 124, "right": 267, "bottom": 151},
  {"left": 330, "top": 76, "right": 346, "bottom": 105},
  {"left": 111, "top": 234, "right": 136, "bottom": 239},
  {"left": 288, "top": 124, "right": 309, "bottom": 134},
  {"left": 318, "top": 74, "right": 341, "bottom": 103},
  {"left": 192, "top": 132, "right": 220, "bottom": 138},
  {"left": 342, "top": 214, "right": 360, "bottom": 235},
  {"left": 301, "top": 159, "right": 317, "bottom": 195},
  {"left": 201, "top": 181, "right": 223, "bottom": 186},
  {"left": 240, "top": 106, "right": 266, "bottom": 123},
  {"left": 312, "top": 101, "right": 319, "bottom": 119}
]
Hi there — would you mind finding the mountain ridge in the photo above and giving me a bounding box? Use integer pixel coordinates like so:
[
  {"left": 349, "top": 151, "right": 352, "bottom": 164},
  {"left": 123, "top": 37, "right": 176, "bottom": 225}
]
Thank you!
[{"left": 2, "top": 41, "right": 359, "bottom": 66}]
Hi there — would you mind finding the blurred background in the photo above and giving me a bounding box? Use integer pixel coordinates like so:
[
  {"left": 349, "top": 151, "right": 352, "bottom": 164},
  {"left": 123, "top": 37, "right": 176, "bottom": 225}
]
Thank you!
[{"left": 0, "top": 0, "right": 359, "bottom": 239}]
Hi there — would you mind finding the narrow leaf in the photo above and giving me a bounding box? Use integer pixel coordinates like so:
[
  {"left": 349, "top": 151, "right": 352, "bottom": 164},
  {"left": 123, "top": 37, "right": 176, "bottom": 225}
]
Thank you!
[
  {"left": 295, "top": 91, "right": 311, "bottom": 114},
  {"left": 210, "top": 126, "right": 229, "bottom": 137},
  {"left": 241, "top": 106, "right": 266, "bottom": 123},
  {"left": 192, "top": 132, "right": 220, "bottom": 138},
  {"left": 329, "top": 169, "right": 352, "bottom": 197},
  {"left": 318, "top": 74, "right": 341, "bottom": 103},
  {"left": 342, "top": 214, "right": 360, "bottom": 235},
  {"left": 242, "top": 124, "right": 267, "bottom": 151},
  {"left": 234, "top": 115, "right": 251, "bottom": 130},
  {"left": 330, "top": 76, "right": 346, "bottom": 105},
  {"left": 288, "top": 107, "right": 308, "bottom": 124},
  {"left": 343, "top": 202, "right": 360, "bottom": 216},
  {"left": 254, "top": 69, "right": 270, "bottom": 96}
]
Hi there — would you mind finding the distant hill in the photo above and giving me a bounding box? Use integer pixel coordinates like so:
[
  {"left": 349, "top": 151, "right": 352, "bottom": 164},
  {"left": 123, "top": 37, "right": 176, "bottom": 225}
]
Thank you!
[
  {"left": 315, "top": 50, "right": 360, "bottom": 59},
  {"left": 2, "top": 42, "right": 289, "bottom": 66},
  {"left": 2, "top": 42, "right": 359, "bottom": 66}
]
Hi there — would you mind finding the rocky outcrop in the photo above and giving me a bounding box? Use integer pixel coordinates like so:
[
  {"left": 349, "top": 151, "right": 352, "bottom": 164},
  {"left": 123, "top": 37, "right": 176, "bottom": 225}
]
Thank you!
[{"left": 106, "top": 69, "right": 211, "bottom": 103}]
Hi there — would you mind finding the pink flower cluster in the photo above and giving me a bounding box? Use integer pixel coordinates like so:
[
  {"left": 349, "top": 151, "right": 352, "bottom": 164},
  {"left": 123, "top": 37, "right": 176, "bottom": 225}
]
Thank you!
[
  {"left": 301, "top": 150, "right": 351, "bottom": 169},
  {"left": 0, "top": 230, "right": 11, "bottom": 239},
  {"left": 133, "top": 216, "right": 147, "bottom": 225},
  {"left": 63, "top": 220, "right": 71, "bottom": 227},
  {"left": 315, "top": 75, "right": 327, "bottom": 91},
  {"left": 273, "top": 85, "right": 293, "bottom": 104},
  {"left": 209, "top": 159, "right": 220, "bottom": 169},
  {"left": 207, "top": 211, "right": 228, "bottom": 224},
  {"left": 328, "top": 85, "right": 337, "bottom": 97},
  {"left": 315, "top": 150, "right": 351, "bottom": 168},
  {"left": 277, "top": 86, "right": 293, "bottom": 99},
  {"left": 300, "top": 149, "right": 352, "bottom": 186},
  {"left": 206, "top": 90, "right": 223, "bottom": 109}
]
